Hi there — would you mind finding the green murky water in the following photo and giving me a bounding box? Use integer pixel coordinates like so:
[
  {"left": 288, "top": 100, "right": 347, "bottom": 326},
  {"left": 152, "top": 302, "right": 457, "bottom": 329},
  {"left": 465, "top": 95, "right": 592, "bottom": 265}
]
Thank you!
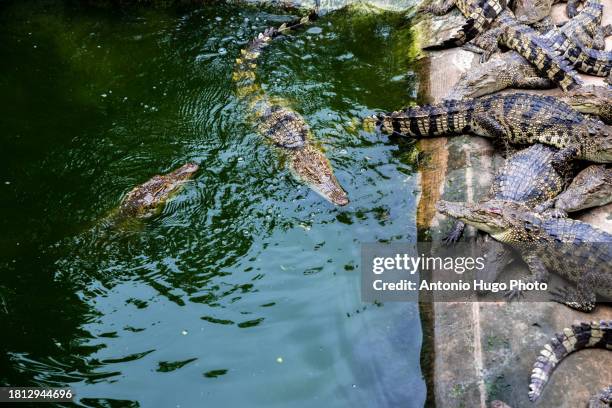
[{"left": 0, "top": 1, "right": 425, "bottom": 406}]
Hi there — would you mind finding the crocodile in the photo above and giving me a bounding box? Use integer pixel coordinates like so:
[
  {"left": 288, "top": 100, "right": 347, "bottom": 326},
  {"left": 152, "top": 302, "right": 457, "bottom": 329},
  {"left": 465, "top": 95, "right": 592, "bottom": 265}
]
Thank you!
[
  {"left": 377, "top": 93, "right": 612, "bottom": 163},
  {"left": 436, "top": 199, "right": 612, "bottom": 311},
  {"left": 109, "top": 162, "right": 199, "bottom": 224},
  {"left": 447, "top": 48, "right": 612, "bottom": 124},
  {"left": 472, "top": 9, "right": 584, "bottom": 91},
  {"left": 528, "top": 321, "right": 612, "bottom": 404},
  {"left": 420, "top": 0, "right": 509, "bottom": 47},
  {"left": 451, "top": 157, "right": 610, "bottom": 285},
  {"left": 513, "top": 0, "right": 584, "bottom": 24},
  {"left": 233, "top": 12, "right": 349, "bottom": 206},
  {"left": 448, "top": 0, "right": 612, "bottom": 99},
  {"left": 443, "top": 144, "right": 566, "bottom": 244},
  {"left": 469, "top": 2, "right": 611, "bottom": 83}
]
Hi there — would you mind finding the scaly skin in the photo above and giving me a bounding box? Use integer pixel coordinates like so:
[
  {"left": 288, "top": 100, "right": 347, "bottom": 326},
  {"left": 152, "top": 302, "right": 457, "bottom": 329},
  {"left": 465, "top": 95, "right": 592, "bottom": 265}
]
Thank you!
[
  {"left": 528, "top": 321, "right": 612, "bottom": 403},
  {"left": 495, "top": 10, "right": 583, "bottom": 91},
  {"left": 377, "top": 93, "right": 612, "bottom": 163},
  {"left": 233, "top": 13, "right": 349, "bottom": 206},
  {"left": 444, "top": 144, "right": 564, "bottom": 243},
  {"left": 436, "top": 199, "right": 612, "bottom": 311},
  {"left": 559, "top": 85, "right": 612, "bottom": 125},
  {"left": 421, "top": 0, "right": 508, "bottom": 47},
  {"left": 539, "top": 1, "right": 611, "bottom": 79},
  {"left": 114, "top": 162, "right": 199, "bottom": 220},
  {"left": 513, "top": 0, "right": 584, "bottom": 23},
  {"left": 553, "top": 164, "right": 612, "bottom": 214}
]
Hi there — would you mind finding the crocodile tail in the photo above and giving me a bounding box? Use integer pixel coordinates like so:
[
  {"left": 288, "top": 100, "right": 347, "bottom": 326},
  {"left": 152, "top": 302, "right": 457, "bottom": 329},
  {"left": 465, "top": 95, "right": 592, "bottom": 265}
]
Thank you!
[
  {"left": 439, "top": 0, "right": 507, "bottom": 47},
  {"left": 376, "top": 99, "right": 477, "bottom": 138},
  {"left": 528, "top": 320, "right": 612, "bottom": 401},
  {"left": 570, "top": 36, "right": 612, "bottom": 77}
]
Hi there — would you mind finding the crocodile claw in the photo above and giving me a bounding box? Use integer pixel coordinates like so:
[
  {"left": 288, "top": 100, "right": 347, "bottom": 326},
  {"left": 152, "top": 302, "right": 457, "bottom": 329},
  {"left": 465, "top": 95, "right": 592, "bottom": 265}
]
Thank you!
[{"left": 505, "top": 287, "right": 525, "bottom": 301}]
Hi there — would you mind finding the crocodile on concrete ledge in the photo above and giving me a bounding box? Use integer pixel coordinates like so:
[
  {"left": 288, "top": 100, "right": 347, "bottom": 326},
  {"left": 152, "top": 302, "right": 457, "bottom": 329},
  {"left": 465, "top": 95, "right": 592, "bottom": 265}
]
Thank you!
[
  {"left": 472, "top": 9, "right": 584, "bottom": 91},
  {"left": 436, "top": 199, "right": 612, "bottom": 311},
  {"left": 233, "top": 10, "right": 349, "bottom": 206},
  {"left": 528, "top": 321, "right": 612, "bottom": 404},
  {"left": 420, "top": 0, "right": 508, "bottom": 47},
  {"left": 538, "top": 164, "right": 612, "bottom": 216},
  {"left": 377, "top": 93, "right": 612, "bottom": 163}
]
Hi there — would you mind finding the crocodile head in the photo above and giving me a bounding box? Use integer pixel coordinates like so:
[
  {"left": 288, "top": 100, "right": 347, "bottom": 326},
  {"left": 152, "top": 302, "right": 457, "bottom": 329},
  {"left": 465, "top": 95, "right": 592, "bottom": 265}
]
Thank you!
[
  {"left": 585, "top": 120, "right": 612, "bottom": 162},
  {"left": 118, "top": 162, "right": 199, "bottom": 219},
  {"left": 288, "top": 144, "right": 349, "bottom": 206},
  {"left": 555, "top": 164, "right": 612, "bottom": 212},
  {"left": 436, "top": 200, "right": 512, "bottom": 236},
  {"left": 563, "top": 85, "right": 612, "bottom": 124}
]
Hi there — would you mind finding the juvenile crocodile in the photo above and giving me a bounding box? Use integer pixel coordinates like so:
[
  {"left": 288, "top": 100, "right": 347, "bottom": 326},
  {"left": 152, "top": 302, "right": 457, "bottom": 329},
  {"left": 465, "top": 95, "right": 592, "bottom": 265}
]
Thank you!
[
  {"left": 233, "top": 12, "right": 349, "bottom": 206},
  {"left": 513, "top": 0, "right": 584, "bottom": 24},
  {"left": 449, "top": 0, "right": 612, "bottom": 98},
  {"left": 545, "top": 164, "right": 612, "bottom": 215},
  {"left": 559, "top": 86, "right": 612, "bottom": 125},
  {"left": 528, "top": 321, "right": 612, "bottom": 404},
  {"left": 108, "top": 162, "right": 199, "bottom": 224},
  {"left": 477, "top": 9, "right": 583, "bottom": 91},
  {"left": 444, "top": 144, "right": 565, "bottom": 244},
  {"left": 436, "top": 199, "right": 612, "bottom": 311},
  {"left": 377, "top": 93, "right": 612, "bottom": 163},
  {"left": 421, "top": 0, "right": 508, "bottom": 47},
  {"left": 470, "top": 2, "right": 611, "bottom": 84}
]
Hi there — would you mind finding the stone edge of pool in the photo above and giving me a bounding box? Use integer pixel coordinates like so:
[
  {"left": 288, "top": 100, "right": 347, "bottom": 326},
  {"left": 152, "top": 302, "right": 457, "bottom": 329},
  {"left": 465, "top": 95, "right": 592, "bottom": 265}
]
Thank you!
[{"left": 413, "top": 3, "right": 612, "bottom": 408}]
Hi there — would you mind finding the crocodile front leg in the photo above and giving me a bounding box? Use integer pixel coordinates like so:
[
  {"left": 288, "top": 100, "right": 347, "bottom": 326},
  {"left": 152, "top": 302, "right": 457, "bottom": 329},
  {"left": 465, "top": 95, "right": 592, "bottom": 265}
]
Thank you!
[
  {"left": 506, "top": 253, "right": 550, "bottom": 300},
  {"left": 443, "top": 221, "right": 466, "bottom": 245}
]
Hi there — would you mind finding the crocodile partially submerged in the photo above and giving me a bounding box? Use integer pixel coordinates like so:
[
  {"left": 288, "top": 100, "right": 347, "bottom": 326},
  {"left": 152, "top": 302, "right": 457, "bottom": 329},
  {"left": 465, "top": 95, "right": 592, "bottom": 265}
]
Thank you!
[
  {"left": 443, "top": 144, "right": 566, "bottom": 244},
  {"left": 436, "top": 199, "right": 612, "bottom": 311},
  {"left": 377, "top": 93, "right": 612, "bottom": 163},
  {"left": 528, "top": 321, "right": 612, "bottom": 405},
  {"left": 233, "top": 11, "right": 349, "bottom": 206},
  {"left": 104, "top": 162, "right": 199, "bottom": 227}
]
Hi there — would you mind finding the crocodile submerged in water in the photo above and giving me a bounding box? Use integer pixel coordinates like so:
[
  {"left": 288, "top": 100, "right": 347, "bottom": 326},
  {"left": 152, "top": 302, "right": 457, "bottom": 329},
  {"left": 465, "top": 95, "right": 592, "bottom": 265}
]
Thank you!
[
  {"left": 104, "top": 162, "right": 199, "bottom": 227},
  {"left": 377, "top": 93, "right": 612, "bottom": 163},
  {"left": 436, "top": 199, "right": 612, "bottom": 311},
  {"left": 233, "top": 11, "right": 349, "bottom": 206}
]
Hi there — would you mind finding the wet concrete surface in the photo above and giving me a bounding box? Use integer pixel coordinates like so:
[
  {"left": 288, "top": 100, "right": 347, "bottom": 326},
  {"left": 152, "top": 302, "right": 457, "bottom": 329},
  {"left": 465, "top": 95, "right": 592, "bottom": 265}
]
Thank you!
[{"left": 413, "top": 2, "right": 612, "bottom": 407}]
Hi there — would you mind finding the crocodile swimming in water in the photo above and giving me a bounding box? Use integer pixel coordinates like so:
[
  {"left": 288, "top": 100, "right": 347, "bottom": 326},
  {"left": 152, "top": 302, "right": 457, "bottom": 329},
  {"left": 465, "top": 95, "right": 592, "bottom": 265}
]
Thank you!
[
  {"left": 233, "top": 10, "right": 349, "bottom": 206},
  {"left": 102, "top": 162, "right": 199, "bottom": 228},
  {"left": 377, "top": 93, "right": 612, "bottom": 163},
  {"left": 436, "top": 199, "right": 612, "bottom": 311}
]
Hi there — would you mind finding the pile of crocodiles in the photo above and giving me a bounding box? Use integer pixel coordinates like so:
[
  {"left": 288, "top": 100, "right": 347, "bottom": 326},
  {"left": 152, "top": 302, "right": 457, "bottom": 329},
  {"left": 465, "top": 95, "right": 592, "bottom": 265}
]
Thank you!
[
  {"left": 99, "top": 1, "right": 610, "bottom": 405},
  {"left": 374, "top": 0, "right": 612, "bottom": 405}
]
